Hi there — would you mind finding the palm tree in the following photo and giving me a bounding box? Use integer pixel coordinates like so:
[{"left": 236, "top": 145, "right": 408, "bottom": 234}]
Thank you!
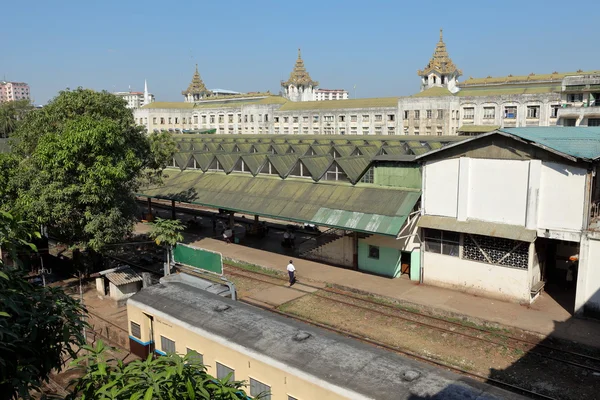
[{"left": 147, "top": 217, "right": 184, "bottom": 276}]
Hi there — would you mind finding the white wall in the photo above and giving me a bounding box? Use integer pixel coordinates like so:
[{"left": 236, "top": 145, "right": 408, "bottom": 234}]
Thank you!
[
  {"left": 423, "top": 252, "right": 530, "bottom": 303},
  {"left": 109, "top": 282, "right": 142, "bottom": 301},
  {"left": 423, "top": 159, "right": 459, "bottom": 217},
  {"left": 538, "top": 161, "right": 586, "bottom": 231},
  {"left": 576, "top": 234, "right": 600, "bottom": 316},
  {"left": 424, "top": 157, "right": 587, "bottom": 235},
  {"left": 468, "top": 159, "right": 530, "bottom": 225}
]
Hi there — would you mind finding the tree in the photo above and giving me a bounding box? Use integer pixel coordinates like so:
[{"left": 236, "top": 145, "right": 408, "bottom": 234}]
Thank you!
[
  {"left": 148, "top": 217, "right": 185, "bottom": 276},
  {"left": 0, "top": 211, "right": 88, "bottom": 400},
  {"left": 8, "top": 88, "right": 175, "bottom": 252},
  {"left": 0, "top": 99, "right": 33, "bottom": 138},
  {"left": 67, "top": 341, "right": 260, "bottom": 400}
]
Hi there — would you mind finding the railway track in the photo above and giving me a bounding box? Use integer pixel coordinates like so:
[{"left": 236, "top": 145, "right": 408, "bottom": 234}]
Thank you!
[{"left": 221, "top": 264, "right": 600, "bottom": 400}]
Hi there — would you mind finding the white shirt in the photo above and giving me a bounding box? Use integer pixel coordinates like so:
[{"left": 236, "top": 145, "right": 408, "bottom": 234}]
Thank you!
[{"left": 287, "top": 263, "right": 295, "bottom": 272}]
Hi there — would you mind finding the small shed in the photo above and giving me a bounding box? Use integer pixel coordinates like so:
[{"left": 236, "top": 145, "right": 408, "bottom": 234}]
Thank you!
[{"left": 95, "top": 266, "right": 143, "bottom": 301}]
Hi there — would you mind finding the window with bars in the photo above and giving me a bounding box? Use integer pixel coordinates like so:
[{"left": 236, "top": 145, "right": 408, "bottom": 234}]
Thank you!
[
  {"left": 360, "top": 167, "right": 374, "bottom": 183},
  {"left": 216, "top": 362, "right": 234, "bottom": 381},
  {"left": 463, "top": 107, "right": 475, "bottom": 119},
  {"left": 526, "top": 106, "right": 540, "bottom": 119},
  {"left": 426, "top": 110, "right": 433, "bottom": 119},
  {"left": 463, "top": 234, "right": 528, "bottom": 269},
  {"left": 160, "top": 336, "right": 175, "bottom": 353},
  {"left": 423, "top": 229, "right": 459, "bottom": 257},
  {"left": 483, "top": 107, "right": 495, "bottom": 119},
  {"left": 130, "top": 321, "right": 141, "bottom": 339},
  {"left": 249, "top": 378, "right": 271, "bottom": 399}
]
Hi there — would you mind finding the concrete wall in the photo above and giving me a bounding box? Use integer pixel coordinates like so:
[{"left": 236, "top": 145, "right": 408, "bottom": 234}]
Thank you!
[
  {"left": 423, "top": 251, "right": 530, "bottom": 302},
  {"left": 423, "top": 157, "right": 587, "bottom": 236},
  {"left": 109, "top": 281, "right": 142, "bottom": 301},
  {"left": 304, "top": 235, "right": 354, "bottom": 268},
  {"left": 127, "top": 302, "right": 360, "bottom": 400},
  {"left": 576, "top": 233, "right": 600, "bottom": 318},
  {"left": 538, "top": 161, "right": 586, "bottom": 232}
]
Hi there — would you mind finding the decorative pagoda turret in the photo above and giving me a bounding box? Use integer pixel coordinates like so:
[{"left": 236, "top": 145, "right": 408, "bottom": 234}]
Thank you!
[
  {"left": 182, "top": 64, "right": 212, "bottom": 102},
  {"left": 281, "top": 49, "right": 319, "bottom": 102},
  {"left": 417, "top": 29, "right": 462, "bottom": 93}
]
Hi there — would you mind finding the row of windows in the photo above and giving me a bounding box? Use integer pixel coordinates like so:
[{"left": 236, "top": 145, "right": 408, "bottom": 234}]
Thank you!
[
  {"left": 274, "top": 126, "right": 396, "bottom": 135},
  {"left": 462, "top": 104, "right": 560, "bottom": 120},
  {"left": 275, "top": 114, "right": 395, "bottom": 123},
  {"left": 405, "top": 127, "right": 444, "bottom": 136},
  {"left": 141, "top": 330, "right": 309, "bottom": 400},
  {"left": 423, "top": 229, "right": 529, "bottom": 269},
  {"left": 403, "top": 109, "right": 445, "bottom": 120}
]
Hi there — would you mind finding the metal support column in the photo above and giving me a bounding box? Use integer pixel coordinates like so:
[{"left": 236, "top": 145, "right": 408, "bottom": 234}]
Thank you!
[
  {"left": 353, "top": 231, "right": 359, "bottom": 270},
  {"left": 171, "top": 200, "right": 176, "bottom": 220}
]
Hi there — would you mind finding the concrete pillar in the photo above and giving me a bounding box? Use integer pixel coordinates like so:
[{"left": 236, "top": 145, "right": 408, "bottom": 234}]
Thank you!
[
  {"left": 171, "top": 200, "right": 176, "bottom": 220},
  {"left": 353, "top": 232, "right": 359, "bottom": 270},
  {"left": 254, "top": 215, "right": 259, "bottom": 228},
  {"left": 229, "top": 213, "right": 235, "bottom": 228},
  {"left": 147, "top": 197, "right": 152, "bottom": 214}
]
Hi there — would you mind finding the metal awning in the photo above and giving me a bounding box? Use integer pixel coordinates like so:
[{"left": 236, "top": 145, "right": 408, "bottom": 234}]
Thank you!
[
  {"left": 100, "top": 266, "right": 143, "bottom": 286},
  {"left": 139, "top": 171, "right": 421, "bottom": 236},
  {"left": 418, "top": 215, "right": 537, "bottom": 242}
]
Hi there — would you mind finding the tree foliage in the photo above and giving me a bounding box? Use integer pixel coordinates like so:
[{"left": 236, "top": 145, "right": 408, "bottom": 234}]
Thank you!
[
  {"left": 0, "top": 211, "right": 87, "bottom": 400},
  {"left": 7, "top": 88, "right": 175, "bottom": 251},
  {"left": 0, "top": 99, "right": 33, "bottom": 138},
  {"left": 67, "top": 342, "right": 258, "bottom": 400},
  {"left": 148, "top": 217, "right": 185, "bottom": 247}
]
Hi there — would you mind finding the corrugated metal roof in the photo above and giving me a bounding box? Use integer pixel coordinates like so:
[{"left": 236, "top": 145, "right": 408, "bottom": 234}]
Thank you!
[
  {"left": 140, "top": 171, "right": 420, "bottom": 236},
  {"left": 215, "top": 154, "right": 239, "bottom": 173},
  {"left": 192, "top": 153, "right": 215, "bottom": 171},
  {"left": 418, "top": 215, "right": 536, "bottom": 242},
  {"left": 174, "top": 152, "right": 192, "bottom": 170},
  {"left": 240, "top": 154, "right": 268, "bottom": 175},
  {"left": 335, "top": 157, "right": 371, "bottom": 184},
  {"left": 411, "top": 87, "right": 453, "bottom": 97},
  {"left": 104, "top": 267, "right": 143, "bottom": 286},
  {"left": 500, "top": 127, "right": 600, "bottom": 160},
  {"left": 267, "top": 154, "right": 298, "bottom": 178},
  {"left": 300, "top": 155, "right": 333, "bottom": 180}
]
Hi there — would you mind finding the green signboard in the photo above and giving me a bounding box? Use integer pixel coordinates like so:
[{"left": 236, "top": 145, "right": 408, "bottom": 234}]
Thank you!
[{"left": 172, "top": 244, "right": 223, "bottom": 275}]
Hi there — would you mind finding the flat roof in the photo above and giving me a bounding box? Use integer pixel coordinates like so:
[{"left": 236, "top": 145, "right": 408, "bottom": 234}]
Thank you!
[
  {"left": 129, "top": 282, "right": 526, "bottom": 400},
  {"left": 419, "top": 215, "right": 537, "bottom": 242}
]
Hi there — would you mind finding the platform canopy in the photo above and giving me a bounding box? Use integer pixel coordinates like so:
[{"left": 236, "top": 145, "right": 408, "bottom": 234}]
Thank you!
[{"left": 139, "top": 171, "right": 420, "bottom": 237}]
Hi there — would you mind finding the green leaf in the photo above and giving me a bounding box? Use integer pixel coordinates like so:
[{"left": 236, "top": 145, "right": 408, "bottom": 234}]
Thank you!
[
  {"left": 0, "top": 311, "right": 10, "bottom": 317},
  {"left": 144, "top": 386, "right": 153, "bottom": 400}
]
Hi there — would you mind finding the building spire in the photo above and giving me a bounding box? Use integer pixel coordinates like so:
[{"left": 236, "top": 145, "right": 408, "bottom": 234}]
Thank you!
[
  {"left": 182, "top": 64, "right": 211, "bottom": 101},
  {"left": 418, "top": 29, "right": 461, "bottom": 78},
  {"left": 281, "top": 48, "right": 318, "bottom": 88}
]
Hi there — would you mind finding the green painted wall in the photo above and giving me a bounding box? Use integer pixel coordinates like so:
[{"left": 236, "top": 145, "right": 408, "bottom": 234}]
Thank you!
[
  {"left": 410, "top": 250, "right": 421, "bottom": 281},
  {"left": 358, "top": 241, "right": 401, "bottom": 277},
  {"left": 373, "top": 163, "right": 421, "bottom": 189}
]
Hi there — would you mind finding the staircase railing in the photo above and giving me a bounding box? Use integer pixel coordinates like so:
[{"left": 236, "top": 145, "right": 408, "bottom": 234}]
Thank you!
[{"left": 297, "top": 227, "right": 347, "bottom": 257}]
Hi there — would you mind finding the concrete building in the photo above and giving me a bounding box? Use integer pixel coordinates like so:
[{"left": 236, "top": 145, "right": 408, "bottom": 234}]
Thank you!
[
  {"left": 95, "top": 266, "right": 143, "bottom": 302},
  {"left": 417, "top": 127, "right": 600, "bottom": 318},
  {"left": 135, "top": 31, "right": 600, "bottom": 136},
  {"left": 0, "top": 81, "right": 30, "bottom": 102},
  {"left": 281, "top": 49, "right": 319, "bottom": 102},
  {"left": 315, "top": 88, "right": 349, "bottom": 101},
  {"left": 114, "top": 80, "right": 154, "bottom": 109},
  {"left": 126, "top": 278, "right": 524, "bottom": 400}
]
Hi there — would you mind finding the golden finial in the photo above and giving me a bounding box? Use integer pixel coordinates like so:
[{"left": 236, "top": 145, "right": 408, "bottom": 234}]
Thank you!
[
  {"left": 195, "top": 63, "right": 198, "bottom": 72},
  {"left": 439, "top": 28, "right": 443, "bottom": 41},
  {"left": 298, "top": 48, "right": 301, "bottom": 59}
]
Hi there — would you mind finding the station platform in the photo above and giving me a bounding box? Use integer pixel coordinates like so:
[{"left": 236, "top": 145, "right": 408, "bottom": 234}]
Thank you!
[{"left": 181, "top": 235, "right": 600, "bottom": 349}]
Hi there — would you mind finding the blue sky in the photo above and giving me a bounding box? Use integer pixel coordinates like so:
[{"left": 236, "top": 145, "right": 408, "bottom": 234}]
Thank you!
[{"left": 2, "top": 0, "right": 599, "bottom": 105}]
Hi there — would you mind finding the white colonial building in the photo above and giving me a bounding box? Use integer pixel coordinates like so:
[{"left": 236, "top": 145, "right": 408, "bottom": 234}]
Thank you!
[{"left": 134, "top": 31, "right": 599, "bottom": 136}]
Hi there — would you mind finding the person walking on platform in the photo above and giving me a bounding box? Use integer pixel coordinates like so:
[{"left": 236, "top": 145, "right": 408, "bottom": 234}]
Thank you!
[{"left": 287, "top": 260, "right": 296, "bottom": 286}]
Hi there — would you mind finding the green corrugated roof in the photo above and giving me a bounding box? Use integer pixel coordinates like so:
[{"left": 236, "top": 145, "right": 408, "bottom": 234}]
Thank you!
[
  {"left": 192, "top": 153, "right": 215, "bottom": 172},
  {"left": 174, "top": 152, "right": 192, "bottom": 170},
  {"left": 458, "top": 125, "right": 500, "bottom": 133},
  {"left": 335, "top": 157, "right": 371, "bottom": 184},
  {"left": 457, "top": 85, "right": 561, "bottom": 97},
  {"left": 215, "top": 154, "right": 239, "bottom": 173},
  {"left": 139, "top": 171, "right": 420, "bottom": 236},
  {"left": 254, "top": 144, "right": 272, "bottom": 153},
  {"left": 178, "top": 141, "right": 193, "bottom": 151},
  {"left": 204, "top": 142, "right": 219, "bottom": 152},
  {"left": 334, "top": 145, "right": 356, "bottom": 157},
  {"left": 300, "top": 155, "right": 333, "bottom": 181},
  {"left": 278, "top": 97, "right": 398, "bottom": 111},
  {"left": 500, "top": 127, "right": 600, "bottom": 160},
  {"left": 240, "top": 154, "right": 268, "bottom": 175},
  {"left": 142, "top": 102, "right": 195, "bottom": 109},
  {"left": 357, "top": 145, "right": 379, "bottom": 156},
  {"left": 271, "top": 144, "right": 290, "bottom": 154},
  {"left": 411, "top": 87, "right": 454, "bottom": 97},
  {"left": 427, "top": 142, "right": 444, "bottom": 150},
  {"left": 381, "top": 146, "right": 409, "bottom": 155},
  {"left": 290, "top": 144, "right": 310, "bottom": 155},
  {"left": 236, "top": 143, "right": 253, "bottom": 153},
  {"left": 267, "top": 154, "right": 299, "bottom": 178},
  {"left": 219, "top": 143, "right": 236, "bottom": 152},
  {"left": 461, "top": 70, "right": 600, "bottom": 86},
  {"left": 310, "top": 144, "right": 332, "bottom": 155}
]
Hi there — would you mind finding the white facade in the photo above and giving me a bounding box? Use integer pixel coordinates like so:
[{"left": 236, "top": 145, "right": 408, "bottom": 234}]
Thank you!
[
  {"left": 423, "top": 158, "right": 587, "bottom": 238},
  {"left": 114, "top": 81, "right": 154, "bottom": 109},
  {"left": 315, "top": 89, "right": 349, "bottom": 101}
]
